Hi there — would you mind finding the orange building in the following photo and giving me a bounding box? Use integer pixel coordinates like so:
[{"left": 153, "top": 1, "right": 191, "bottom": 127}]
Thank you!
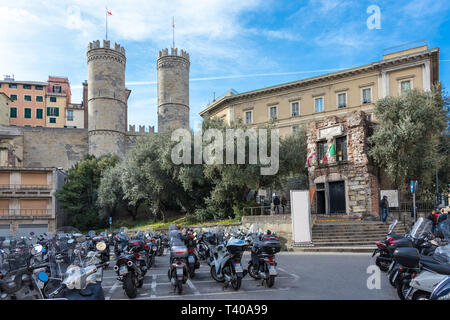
[
  {"left": 0, "top": 75, "right": 47, "bottom": 127},
  {"left": 0, "top": 75, "right": 74, "bottom": 128}
]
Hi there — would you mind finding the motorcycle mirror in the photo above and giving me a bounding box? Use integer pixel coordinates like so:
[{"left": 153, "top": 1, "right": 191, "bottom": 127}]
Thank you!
[
  {"left": 96, "top": 241, "right": 107, "bottom": 252},
  {"left": 31, "top": 244, "right": 43, "bottom": 256}
]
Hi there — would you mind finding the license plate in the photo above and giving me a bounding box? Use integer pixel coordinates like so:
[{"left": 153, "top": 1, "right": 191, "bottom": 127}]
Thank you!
[
  {"left": 188, "top": 256, "right": 195, "bottom": 264},
  {"left": 268, "top": 265, "right": 277, "bottom": 275},
  {"left": 119, "top": 265, "right": 127, "bottom": 275},
  {"left": 176, "top": 267, "right": 184, "bottom": 277},
  {"left": 234, "top": 263, "right": 243, "bottom": 273}
]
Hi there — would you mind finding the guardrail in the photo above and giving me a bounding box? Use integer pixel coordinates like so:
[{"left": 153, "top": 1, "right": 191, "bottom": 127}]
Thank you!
[
  {"left": 242, "top": 205, "right": 291, "bottom": 216},
  {"left": 0, "top": 184, "right": 51, "bottom": 190},
  {"left": 0, "top": 209, "right": 53, "bottom": 218}
]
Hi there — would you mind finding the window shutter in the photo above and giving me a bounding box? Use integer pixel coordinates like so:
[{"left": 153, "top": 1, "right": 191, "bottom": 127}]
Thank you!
[
  {"left": 47, "top": 107, "right": 50, "bottom": 116},
  {"left": 55, "top": 108, "right": 59, "bottom": 117}
]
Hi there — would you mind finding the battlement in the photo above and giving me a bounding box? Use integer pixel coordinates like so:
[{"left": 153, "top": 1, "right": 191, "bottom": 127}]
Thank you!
[
  {"left": 158, "top": 48, "right": 190, "bottom": 60},
  {"left": 88, "top": 40, "right": 125, "bottom": 55},
  {"left": 128, "top": 125, "right": 155, "bottom": 134}
]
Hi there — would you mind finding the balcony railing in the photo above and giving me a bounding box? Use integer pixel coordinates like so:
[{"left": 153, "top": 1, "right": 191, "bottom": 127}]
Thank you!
[
  {"left": 0, "top": 184, "right": 51, "bottom": 190},
  {"left": 0, "top": 209, "right": 53, "bottom": 218}
]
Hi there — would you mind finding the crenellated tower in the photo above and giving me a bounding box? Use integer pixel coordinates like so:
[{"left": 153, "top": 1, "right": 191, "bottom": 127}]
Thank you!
[
  {"left": 87, "top": 40, "right": 127, "bottom": 158},
  {"left": 157, "top": 48, "right": 190, "bottom": 132}
]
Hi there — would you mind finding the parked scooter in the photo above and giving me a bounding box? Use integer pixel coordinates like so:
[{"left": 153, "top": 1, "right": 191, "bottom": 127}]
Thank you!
[
  {"left": 430, "top": 276, "right": 450, "bottom": 300},
  {"left": 210, "top": 227, "right": 248, "bottom": 290}
]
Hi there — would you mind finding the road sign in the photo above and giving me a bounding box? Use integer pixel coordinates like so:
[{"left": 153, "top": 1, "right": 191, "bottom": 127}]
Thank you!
[
  {"left": 109, "top": 217, "right": 112, "bottom": 225},
  {"left": 410, "top": 181, "right": 415, "bottom": 194}
]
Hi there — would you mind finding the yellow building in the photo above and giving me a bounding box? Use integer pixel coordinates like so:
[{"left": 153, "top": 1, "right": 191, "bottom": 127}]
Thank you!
[
  {"left": 0, "top": 93, "right": 11, "bottom": 126},
  {"left": 45, "top": 93, "right": 67, "bottom": 128},
  {"left": 200, "top": 45, "right": 439, "bottom": 137}
]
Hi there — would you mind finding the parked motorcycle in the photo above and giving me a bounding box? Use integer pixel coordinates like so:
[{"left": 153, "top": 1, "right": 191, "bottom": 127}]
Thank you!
[
  {"left": 247, "top": 224, "right": 281, "bottom": 288},
  {"left": 430, "top": 276, "right": 450, "bottom": 300},
  {"left": 167, "top": 225, "right": 188, "bottom": 295},
  {"left": 113, "top": 238, "right": 148, "bottom": 299}
]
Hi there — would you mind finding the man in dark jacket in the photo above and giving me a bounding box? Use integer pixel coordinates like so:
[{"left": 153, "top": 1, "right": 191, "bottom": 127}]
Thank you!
[
  {"left": 380, "top": 196, "right": 389, "bottom": 223},
  {"left": 273, "top": 195, "right": 281, "bottom": 214},
  {"left": 281, "top": 196, "right": 288, "bottom": 214}
]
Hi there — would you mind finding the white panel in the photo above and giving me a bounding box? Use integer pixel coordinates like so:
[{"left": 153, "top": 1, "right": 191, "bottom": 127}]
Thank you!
[{"left": 290, "top": 190, "right": 312, "bottom": 244}]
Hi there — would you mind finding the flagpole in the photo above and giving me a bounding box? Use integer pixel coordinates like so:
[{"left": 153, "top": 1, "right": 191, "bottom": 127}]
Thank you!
[
  {"left": 106, "top": 8, "right": 108, "bottom": 40},
  {"left": 172, "top": 16, "right": 175, "bottom": 49}
]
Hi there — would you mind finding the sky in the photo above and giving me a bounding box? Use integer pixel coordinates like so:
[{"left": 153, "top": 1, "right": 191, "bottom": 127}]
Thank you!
[{"left": 1, "top": 0, "right": 449, "bottom": 132}]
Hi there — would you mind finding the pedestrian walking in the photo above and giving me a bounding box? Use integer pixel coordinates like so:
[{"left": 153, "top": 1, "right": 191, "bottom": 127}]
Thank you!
[
  {"left": 281, "top": 196, "right": 288, "bottom": 214},
  {"left": 380, "top": 196, "right": 389, "bottom": 223},
  {"left": 273, "top": 195, "right": 281, "bottom": 215}
]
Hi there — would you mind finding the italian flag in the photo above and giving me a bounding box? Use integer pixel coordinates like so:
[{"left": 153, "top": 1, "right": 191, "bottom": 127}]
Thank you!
[{"left": 322, "top": 143, "right": 336, "bottom": 163}]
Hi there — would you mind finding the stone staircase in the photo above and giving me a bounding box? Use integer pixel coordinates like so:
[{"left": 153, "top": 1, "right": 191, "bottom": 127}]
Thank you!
[{"left": 294, "top": 219, "right": 407, "bottom": 253}]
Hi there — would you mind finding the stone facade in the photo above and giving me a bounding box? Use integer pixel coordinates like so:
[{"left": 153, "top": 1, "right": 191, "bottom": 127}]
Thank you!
[
  {"left": 87, "top": 40, "right": 127, "bottom": 159},
  {"left": 306, "top": 111, "right": 379, "bottom": 218},
  {"left": 157, "top": 48, "right": 190, "bottom": 132}
]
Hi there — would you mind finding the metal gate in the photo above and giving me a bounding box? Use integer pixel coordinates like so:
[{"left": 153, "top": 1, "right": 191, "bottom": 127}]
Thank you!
[
  {"left": 16, "top": 224, "right": 48, "bottom": 237},
  {"left": 328, "top": 181, "right": 346, "bottom": 214},
  {"left": 0, "top": 225, "right": 11, "bottom": 237}
]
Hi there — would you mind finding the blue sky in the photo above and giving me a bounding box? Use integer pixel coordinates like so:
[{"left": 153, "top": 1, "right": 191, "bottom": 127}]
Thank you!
[{"left": 1, "top": 0, "right": 449, "bottom": 132}]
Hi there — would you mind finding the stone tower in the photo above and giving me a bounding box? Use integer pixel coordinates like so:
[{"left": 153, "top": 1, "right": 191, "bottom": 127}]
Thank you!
[
  {"left": 87, "top": 40, "right": 127, "bottom": 158},
  {"left": 157, "top": 48, "right": 190, "bottom": 132}
]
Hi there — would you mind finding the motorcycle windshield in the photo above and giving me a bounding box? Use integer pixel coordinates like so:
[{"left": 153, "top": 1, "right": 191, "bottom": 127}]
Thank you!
[
  {"left": 410, "top": 218, "right": 432, "bottom": 239},
  {"left": 437, "top": 219, "right": 450, "bottom": 241},
  {"left": 433, "top": 244, "right": 450, "bottom": 263},
  {"left": 168, "top": 226, "right": 184, "bottom": 247},
  {"left": 388, "top": 220, "right": 398, "bottom": 234}
]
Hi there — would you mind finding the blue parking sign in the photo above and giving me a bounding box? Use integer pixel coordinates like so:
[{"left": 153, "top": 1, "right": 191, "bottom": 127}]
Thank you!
[
  {"left": 410, "top": 181, "right": 414, "bottom": 194},
  {"left": 109, "top": 217, "right": 112, "bottom": 225}
]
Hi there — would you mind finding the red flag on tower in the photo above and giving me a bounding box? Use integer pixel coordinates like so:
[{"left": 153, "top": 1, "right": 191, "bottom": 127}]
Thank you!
[{"left": 107, "top": 10, "right": 112, "bottom": 16}]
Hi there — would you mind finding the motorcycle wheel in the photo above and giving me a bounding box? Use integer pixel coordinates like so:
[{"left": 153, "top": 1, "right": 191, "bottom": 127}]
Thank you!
[
  {"left": 247, "top": 262, "right": 258, "bottom": 279},
  {"left": 231, "top": 276, "right": 242, "bottom": 291},
  {"left": 188, "top": 266, "right": 195, "bottom": 279},
  {"left": 149, "top": 255, "right": 155, "bottom": 268},
  {"left": 397, "top": 278, "right": 410, "bottom": 300},
  {"left": 412, "top": 290, "right": 430, "bottom": 300},
  {"left": 388, "top": 267, "right": 398, "bottom": 287},
  {"left": 210, "top": 265, "right": 224, "bottom": 283},
  {"left": 375, "top": 256, "right": 390, "bottom": 272},
  {"left": 123, "top": 273, "right": 137, "bottom": 299},
  {"left": 176, "top": 280, "right": 183, "bottom": 295}
]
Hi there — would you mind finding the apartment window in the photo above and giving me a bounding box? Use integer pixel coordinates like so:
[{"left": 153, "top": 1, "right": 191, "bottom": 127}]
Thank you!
[
  {"left": 245, "top": 111, "right": 252, "bottom": 124},
  {"left": 24, "top": 95, "right": 32, "bottom": 102},
  {"left": 49, "top": 96, "right": 57, "bottom": 103},
  {"left": 10, "top": 107, "right": 17, "bottom": 118},
  {"left": 67, "top": 110, "right": 74, "bottom": 121},
  {"left": 23, "top": 84, "right": 32, "bottom": 90},
  {"left": 36, "top": 109, "right": 43, "bottom": 119},
  {"left": 362, "top": 88, "right": 372, "bottom": 104},
  {"left": 317, "top": 141, "right": 327, "bottom": 164},
  {"left": 336, "top": 136, "right": 348, "bottom": 162},
  {"left": 49, "top": 118, "right": 56, "bottom": 124},
  {"left": 35, "top": 85, "right": 43, "bottom": 90},
  {"left": 315, "top": 97, "right": 324, "bottom": 113},
  {"left": 52, "top": 85, "right": 62, "bottom": 93},
  {"left": 47, "top": 107, "right": 59, "bottom": 117},
  {"left": 291, "top": 102, "right": 299, "bottom": 117},
  {"left": 36, "top": 96, "right": 43, "bottom": 102},
  {"left": 269, "top": 106, "right": 277, "bottom": 120},
  {"left": 337, "top": 93, "right": 347, "bottom": 108},
  {"left": 9, "top": 84, "right": 17, "bottom": 89},
  {"left": 10, "top": 94, "right": 17, "bottom": 101},
  {"left": 401, "top": 80, "right": 412, "bottom": 95},
  {"left": 292, "top": 126, "right": 299, "bottom": 133},
  {"left": 24, "top": 108, "right": 32, "bottom": 119}
]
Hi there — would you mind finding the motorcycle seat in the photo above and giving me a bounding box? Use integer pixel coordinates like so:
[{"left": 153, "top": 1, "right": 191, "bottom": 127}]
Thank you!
[{"left": 421, "top": 261, "right": 450, "bottom": 275}]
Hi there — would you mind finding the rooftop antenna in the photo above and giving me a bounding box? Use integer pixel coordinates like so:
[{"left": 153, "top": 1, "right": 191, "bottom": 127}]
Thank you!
[
  {"left": 172, "top": 16, "right": 175, "bottom": 49},
  {"left": 213, "top": 92, "right": 216, "bottom": 101}
]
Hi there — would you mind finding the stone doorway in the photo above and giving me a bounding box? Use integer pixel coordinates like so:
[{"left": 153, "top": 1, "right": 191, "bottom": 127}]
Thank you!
[{"left": 328, "top": 181, "right": 346, "bottom": 214}]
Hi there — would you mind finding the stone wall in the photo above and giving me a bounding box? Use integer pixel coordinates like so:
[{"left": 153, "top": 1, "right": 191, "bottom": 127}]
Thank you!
[
  {"left": 307, "top": 111, "right": 379, "bottom": 218},
  {"left": 241, "top": 215, "right": 292, "bottom": 250},
  {"left": 23, "top": 127, "right": 88, "bottom": 169}
]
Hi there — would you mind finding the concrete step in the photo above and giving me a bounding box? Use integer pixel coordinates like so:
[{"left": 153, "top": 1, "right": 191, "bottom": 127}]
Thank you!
[
  {"left": 312, "top": 236, "right": 391, "bottom": 242},
  {"left": 293, "top": 246, "right": 375, "bottom": 253}
]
